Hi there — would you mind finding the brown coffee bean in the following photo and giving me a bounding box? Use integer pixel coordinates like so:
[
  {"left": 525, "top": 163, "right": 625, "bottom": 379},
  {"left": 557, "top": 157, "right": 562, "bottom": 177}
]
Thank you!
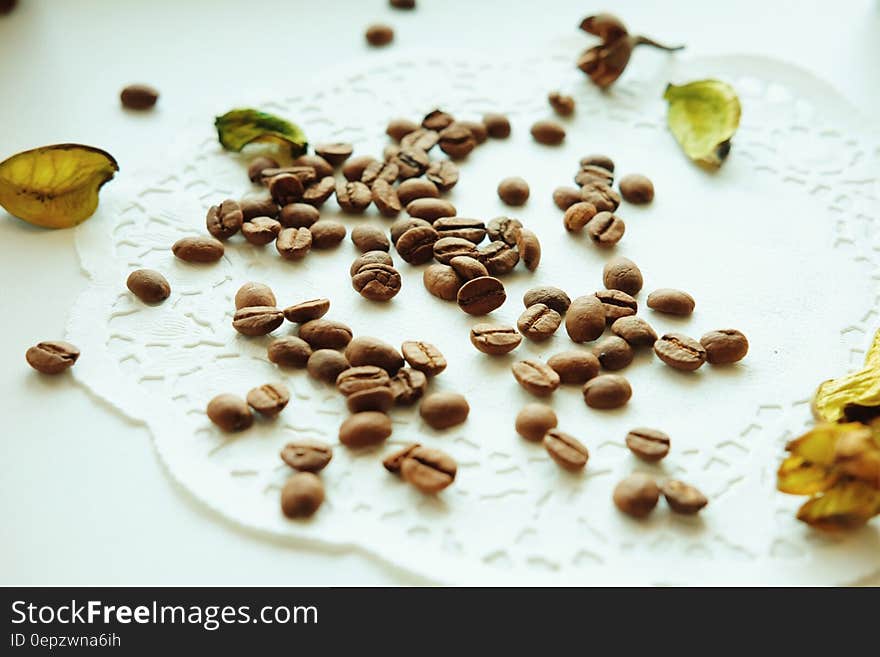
[
  {"left": 406, "top": 198, "right": 456, "bottom": 221},
  {"left": 281, "top": 441, "right": 333, "bottom": 472},
  {"left": 425, "top": 160, "right": 459, "bottom": 191},
  {"left": 352, "top": 263, "right": 402, "bottom": 301},
  {"left": 565, "top": 295, "right": 606, "bottom": 342},
  {"left": 515, "top": 404, "right": 558, "bottom": 442},
  {"left": 281, "top": 472, "right": 324, "bottom": 518},
  {"left": 548, "top": 90, "right": 576, "bottom": 115},
  {"left": 336, "top": 366, "right": 391, "bottom": 396},
  {"left": 512, "top": 359, "right": 560, "bottom": 397},
  {"left": 347, "top": 386, "right": 395, "bottom": 413},
  {"left": 282, "top": 299, "right": 328, "bottom": 325},
  {"left": 232, "top": 306, "right": 284, "bottom": 336},
  {"left": 433, "top": 236, "right": 479, "bottom": 264},
  {"left": 370, "top": 179, "right": 402, "bottom": 218},
  {"left": 580, "top": 155, "right": 615, "bottom": 172},
  {"left": 361, "top": 160, "right": 399, "bottom": 187},
  {"left": 240, "top": 195, "right": 279, "bottom": 220},
  {"left": 401, "top": 128, "right": 440, "bottom": 152},
  {"left": 340, "top": 411, "right": 393, "bottom": 447},
  {"left": 345, "top": 337, "right": 404, "bottom": 374},
  {"left": 523, "top": 287, "right": 570, "bottom": 315},
  {"left": 120, "top": 83, "right": 159, "bottom": 109},
  {"left": 401, "top": 446, "right": 457, "bottom": 493},
  {"left": 351, "top": 251, "right": 394, "bottom": 278},
  {"left": 423, "top": 264, "right": 462, "bottom": 300},
  {"left": 530, "top": 120, "right": 565, "bottom": 145},
  {"left": 575, "top": 164, "right": 614, "bottom": 187},
  {"left": 595, "top": 289, "right": 637, "bottom": 322},
  {"left": 390, "top": 217, "right": 432, "bottom": 245},
  {"left": 420, "top": 392, "right": 469, "bottom": 429},
  {"left": 613, "top": 474, "right": 660, "bottom": 518},
  {"left": 457, "top": 276, "right": 506, "bottom": 315},
  {"left": 276, "top": 227, "right": 312, "bottom": 260},
  {"left": 207, "top": 394, "right": 253, "bottom": 432},
  {"left": 205, "top": 199, "right": 243, "bottom": 240},
  {"left": 483, "top": 113, "right": 511, "bottom": 138},
  {"left": 603, "top": 257, "right": 643, "bottom": 296},
  {"left": 516, "top": 229, "right": 541, "bottom": 271},
  {"left": 383, "top": 443, "right": 420, "bottom": 473},
  {"left": 25, "top": 341, "right": 79, "bottom": 374},
  {"left": 449, "top": 255, "right": 488, "bottom": 280},
  {"left": 246, "top": 382, "right": 290, "bottom": 416},
  {"left": 553, "top": 186, "right": 584, "bottom": 211},
  {"left": 486, "top": 216, "right": 522, "bottom": 245},
  {"left": 433, "top": 217, "right": 486, "bottom": 244},
  {"left": 343, "top": 155, "right": 377, "bottom": 182},
  {"left": 127, "top": 269, "right": 170, "bottom": 303},
  {"left": 625, "top": 428, "right": 671, "bottom": 462},
  {"left": 390, "top": 368, "right": 427, "bottom": 405},
  {"left": 365, "top": 23, "right": 394, "bottom": 46},
  {"left": 235, "top": 282, "right": 276, "bottom": 309},
  {"left": 288, "top": 155, "right": 331, "bottom": 180},
  {"left": 611, "top": 316, "right": 658, "bottom": 347},
  {"left": 279, "top": 203, "right": 319, "bottom": 228},
  {"left": 456, "top": 120, "right": 488, "bottom": 144},
  {"left": 299, "top": 319, "right": 353, "bottom": 350},
  {"left": 393, "top": 146, "right": 431, "bottom": 179},
  {"left": 268, "top": 173, "right": 304, "bottom": 205},
  {"left": 438, "top": 124, "right": 476, "bottom": 158},
  {"left": 580, "top": 182, "right": 621, "bottom": 212},
  {"left": 583, "top": 374, "right": 631, "bottom": 409},
  {"left": 307, "top": 349, "right": 350, "bottom": 383},
  {"left": 309, "top": 220, "right": 346, "bottom": 249},
  {"left": 383, "top": 144, "right": 402, "bottom": 162},
  {"left": 662, "top": 480, "right": 708, "bottom": 514},
  {"left": 470, "top": 323, "right": 522, "bottom": 355},
  {"left": 647, "top": 288, "right": 695, "bottom": 316},
  {"left": 351, "top": 225, "right": 390, "bottom": 253},
  {"left": 268, "top": 336, "right": 313, "bottom": 368},
  {"left": 314, "top": 142, "right": 353, "bottom": 167},
  {"left": 544, "top": 429, "right": 589, "bottom": 470},
  {"left": 396, "top": 225, "right": 439, "bottom": 264},
  {"left": 397, "top": 178, "right": 440, "bottom": 206},
  {"left": 422, "top": 109, "right": 455, "bottom": 130},
  {"left": 260, "top": 167, "right": 317, "bottom": 188},
  {"left": 401, "top": 341, "right": 446, "bottom": 376},
  {"left": 547, "top": 350, "right": 600, "bottom": 384},
  {"left": 593, "top": 335, "right": 634, "bottom": 370},
  {"left": 172, "top": 236, "right": 224, "bottom": 263},
  {"left": 586, "top": 211, "right": 625, "bottom": 247},
  {"left": 518, "top": 304, "right": 562, "bottom": 341},
  {"left": 619, "top": 174, "right": 654, "bottom": 204},
  {"left": 387, "top": 118, "right": 420, "bottom": 142},
  {"left": 336, "top": 180, "right": 372, "bottom": 213},
  {"left": 478, "top": 241, "right": 519, "bottom": 276},
  {"left": 700, "top": 329, "right": 749, "bottom": 365},
  {"left": 654, "top": 333, "right": 707, "bottom": 371},
  {"left": 242, "top": 216, "right": 282, "bottom": 245},
  {"left": 301, "top": 176, "right": 337, "bottom": 207},
  {"left": 562, "top": 201, "right": 598, "bottom": 232}
]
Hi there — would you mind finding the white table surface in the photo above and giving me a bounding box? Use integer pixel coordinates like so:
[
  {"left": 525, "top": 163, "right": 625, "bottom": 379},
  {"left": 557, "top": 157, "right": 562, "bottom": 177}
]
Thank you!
[{"left": 2, "top": 0, "right": 879, "bottom": 586}]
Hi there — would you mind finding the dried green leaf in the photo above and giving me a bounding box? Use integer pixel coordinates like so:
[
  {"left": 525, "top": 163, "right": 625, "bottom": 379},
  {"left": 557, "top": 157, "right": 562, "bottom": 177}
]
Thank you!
[
  {"left": 214, "top": 109, "right": 307, "bottom": 156},
  {"left": 663, "top": 79, "right": 741, "bottom": 167}
]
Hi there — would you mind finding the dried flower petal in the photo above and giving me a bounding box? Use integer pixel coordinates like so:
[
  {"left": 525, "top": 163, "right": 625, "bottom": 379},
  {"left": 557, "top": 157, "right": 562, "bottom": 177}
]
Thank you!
[
  {"left": 777, "top": 455, "right": 839, "bottom": 495},
  {"left": 664, "top": 80, "right": 741, "bottom": 167},
  {"left": 813, "top": 329, "right": 880, "bottom": 423},
  {"left": 579, "top": 13, "right": 628, "bottom": 42},
  {"left": 796, "top": 480, "right": 880, "bottom": 531},
  {"left": 215, "top": 108, "right": 307, "bottom": 156}
]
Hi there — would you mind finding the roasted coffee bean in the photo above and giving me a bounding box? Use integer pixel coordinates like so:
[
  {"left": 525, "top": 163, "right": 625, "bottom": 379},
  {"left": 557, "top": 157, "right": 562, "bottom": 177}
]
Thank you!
[
  {"left": 120, "top": 83, "right": 159, "bottom": 110},
  {"left": 291, "top": 154, "right": 333, "bottom": 179},
  {"left": 530, "top": 120, "right": 565, "bottom": 145},
  {"left": 515, "top": 404, "right": 557, "bottom": 442},
  {"left": 314, "top": 142, "right": 353, "bottom": 167},
  {"left": 613, "top": 473, "right": 660, "bottom": 518},
  {"left": 456, "top": 120, "right": 488, "bottom": 144},
  {"left": 347, "top": 386, "right": 395, "bottom": 413},
  {"left": 336, "top": 180, "right": 372, "bottom": 213},
  {"left": 420, "top": 392, "right": 469, "bottom": 429},
  {"left": 232, "top": 306, "right": 284, "bottom": 336},
  {"left": 497, "top": 176, "right": 530, "bottom": 206},
  {"left": 478, "top": 241, "right": 519, "bottom": 275},
  {"left": 397, "top": 178, "right": 439, "bottom": 206},
  {"left": 336, "top": 366, "right": 391, "bottom": 396},
  {"left": 351, "top": 250, "right": 394, "bottom": 276},
  {"left": 595, "top": 289, "right": 637, "bottom": 322},
  {"left": 470, "top": 323, "right": 521, "bottom": 355},
  {"left": 383, "top": 443, "right": 420, "bottom": 473},
  {"left": 361, "top": 160, "right": 399, "bottom": 187},
  {"left": 242, "top": 216, "right": 282, "bottom": 245},
  {"left": 516, "top": 229, "right": 541, "bottom": 271},
  {"left": 449, "top": 255, "right": 488, "bottom": 280},
  {"left": 625, "top": 428, "right": 671, "bottom": 462},
  {"left": 517, "top": 304, "right": 562, "bottom": 341},
  {"left": 433, "top": 236, "right": 479, "bottom": 264},
  {"left": 345, "top": 337, "right": 404, "bottom": 374},
  {"left": 701, "top": 329, "right": 749, "bottom": 365},
  {"left": 422, "top": 108, "right": 455, "bottom": 131},
  {"left": 544, "top": 429, "right": 589, "bottom": 470},
  {"left": 25, "top": 341, "right": 79, "bottom": 374},
  {"left": 260, "top": 166, "right": 317, "bottom": 187},
  {"left": 423, "top": 264, "right": 462, "bottom": 300},
  {"left": 309, "top": 220, "right": 346, "bottom": 249},
  {"left": 401, "top": 340, "right": 446, "bottom": 376},
  {"left": 351, "top": 225, "right": 390, "bottom": 253},
  {"left": 351, "top": 263, "right": 402, "bottom": 301},
  {"left": 235, "top": 282, "right": 276, "bottom": 309},
  {"left": 523, "top": 286, "right": 570, "bottom": 315},
  {"left": 281, "top": 472, "right": 324, "bottom": 518},
  {"left": 303, "top": 176, "right": 337, "bottom": 206},
  {"left": 299, "top": 319, "right": 353, "bottom": 350},
  {"left": 401, "top": 128, "right": 440, "bottom": 152},
  {"left": 172, "top": 236, "right": 224, "bottom": 263},
  {"left": 206, "top": 199, "right": 244, "bottom": 239},
  {"left": 654, "top": 333, "right": 707, "bottom": 371},
  {"left": 406, "top": 198, "right": 456, "bottom": 221},
  {"left": 580, "top": 154, "right": 615, "bottom": 172},
  {"left": 611, "top": 316, "right": 657, "bottom": 347},
  {"left": 365, "top": 23, "right": 394, "bottom": 46},
  {"left": 593, "top": 335, "right": 634, "bottom": 370},
  {"left": 268, "top": 173, "right": 304, "bottom": 205},
  {"left": 307, "top": 349, "right": 350, "bottom": 383},
  {"left": 127, "top": 269, "right": 170, "bottom": 303},
  {"left": 438, "top": 124, "right": 476, "bottom": 159},
  {"left": 580, "top": 182, "right": 621, "bottom": 212},
  {"left": 548, "top": 91, "right": 575, "bottom": 116},
  {"left": 563, "top": 201, "right": 597, "bottom": 232},
  {"left": 268, "top": 336, "right": 313, "bottom": 368},
  {"left": 547, "top": 350, "right": 599, "bottom": 384},
  {"left": 240, "top": 195, "right": 279, "bottom": 220},
  {"left": 339, "top": 411, "right": 392, "bottom": 447},
  {"left": 647, "top": 288, "right": 695, "bottom": 316},
  {"left": 586, "top": 211, "right": 625, "bottom": 247},
  {"left": 425, "top": 160, "right": 459, "bottom": 191},
  {"left": 401, "top": 446, "right": 457, "bottom": 493},
  {"left": 553, "top": 186, "right": 584, "bottom": 211},
  {"left": 603, "top": 256, "right": 643, "bottom": 296},
  {"left": 457, "top": 276, "right": 506, "bottom": 315},
  {"left": 390, "top": 217, "right": 431, "bottom": 245},
  {"left": 392, "top": 146, "right": 430, "bottom": 179},
  {"left": 386, "top": 118, "right": 420, "bottom": 142},
  {"left": 246, "top": 382, "right": 290, "bottom": 416},
  {"left": 390, "top": 367, "right": 427, "bottom": 405},
  {"left": 662, "top": 480, "right": 708, "bottom": 514},
  {"left": 343, "top": 155, "right": 378, "bottom": 182},
  {"left": 283, "top": 298, "right": 330, "bottom": 323},
  {"left": 483, "top": 113, "right": 511, "bottom": 139},
  {"left": 565, "top": 295, "right": 605, "bottom": 342},
  {"left": 281, "top": 441, "right": 333, "bottom": 472},
  {"left": 583, "top": 374, "right": 631, "bottom": 409},
  {"left": 371, "top": 179, "right": 402, "bottom": 218},
  {"left": 384, "top": 144, "right": 403, "bottom": 162},
  {"left": 512, "top": 359, "right": 560, "bottom": 397},
  {"left": 276, "top": 227, "right": 312, "bottom": 260},
  {"left": 575, "top": 164, "right": 614, "bottom": 187},
  {"left": 279, "top": 202, "right": 319, "bottom": 228},
  {"left": 486, "top": 216, "right": 522, "bottom": 245},
  {"left": 619, "top": 174, "right": 654, "bottom": 204},
  {"left": 396, "top": 225, "right": 439, "bottom": 264},
  {"left": 207, "top": 394, "right": 253, "bottom": 432},
  {"left": 433, "top": 217, "right": 486, "bottom": 244}
]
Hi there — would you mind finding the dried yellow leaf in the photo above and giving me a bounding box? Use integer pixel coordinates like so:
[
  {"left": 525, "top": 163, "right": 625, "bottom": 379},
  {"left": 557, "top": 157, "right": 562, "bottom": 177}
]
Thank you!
[
  {"left": 777, "top": 455, "right": 839, "bottom": 495},
  {"left": 796, "top": 480, "right": 880, "bottom": 531},
  {"left": 813, "top": 329, "right": 880, "bottom": 422}
]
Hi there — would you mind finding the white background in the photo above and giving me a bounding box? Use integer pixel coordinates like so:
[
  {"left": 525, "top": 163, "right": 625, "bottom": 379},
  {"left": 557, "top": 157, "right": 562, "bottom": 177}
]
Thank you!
[{"left": 1, "top": 0, "right": 879, "bottom": 585}]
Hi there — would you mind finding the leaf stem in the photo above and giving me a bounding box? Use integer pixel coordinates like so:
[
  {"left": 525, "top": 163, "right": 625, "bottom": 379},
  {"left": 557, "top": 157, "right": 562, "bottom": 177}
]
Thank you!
[{"left": 634, "top": 35, "right": 685, "bottom": 52}]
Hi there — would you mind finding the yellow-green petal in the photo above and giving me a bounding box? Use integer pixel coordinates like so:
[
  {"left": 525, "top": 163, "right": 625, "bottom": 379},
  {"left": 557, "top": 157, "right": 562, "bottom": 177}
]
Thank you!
[
  {"left": 215, "top": 109, "right": 307, "bottom": 156},
  {"left": 664, "top": 79, "right": 741, "bottom": 168}
]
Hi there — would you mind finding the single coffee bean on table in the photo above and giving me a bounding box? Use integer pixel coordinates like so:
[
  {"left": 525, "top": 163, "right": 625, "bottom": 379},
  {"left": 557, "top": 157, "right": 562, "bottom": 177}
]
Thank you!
[
  {"left": 127, "top": 269, "right": 170, "bottom": 304},
  {"left": 586, "top": 211, "right": 625, "bottom": 247},
  {"left": 390, "top": 367, "right": 427, "bottom": 405},
  {"left": 371, "top": 179, "right": 402, "bottom": 218},
  {"left": 336, "top": 180, "right": 372, "bottom": 213},
  {"left": 700, "top": 329, "right": 749, "bottom": 364},
  {"left": 246, "top": 382, "right": 290, "bottom": 416},
  {"left": 647, "top": 288, "right": 695, "bottom": 316},
  {"left": 339, "top": 411, "right": 393, "bottom": 447},
  {"left": 553, "top": 186, "right": 584, "bottom": 211},
  {"left": 402, "top": 128, "right": 440, "bottom": 152},
  {"left": 423, "top": 264, "right": 462, "bottom": 300},
  {"left": 595, "top": 289, "right": 638, "bottom": 322},
  {"left": 497, "top": 177, "right": 530, "bottom": 206},
  {"left": 314, "top": 142, "right": 353, "bottom": 166},
  {"left": 593, "top": 335, "right": 634, "bottom": 370},
  {"left": 420, "top": 392, "right": 470, "bottom": 429},
  {"left": 25, "top": 341, "right": 79, "bottom": 374},
  {"left": 613, "top": 473, "right": 660, "bottom": 518},
  {"left": 281, "top": 441, "right": 333, "bottom": 473},
  {"left": 456, "top": 120, "right": 488, "bottom": 144},
  {"left": 654, "top": 333, "right": 707, "bottom": 371},
  {"left": 580, "top": 154, "right": 615, "bottom": 172},
  {"left": 172, "top": 236, "right": 224, "bottom": 263},
  {"left": 292, "top": 154, "right": 333, "bottom": 179},
  {"left": 260, "top": 166, "right": 316, "bottom": 187},
  {"left": 343, "top": 155, "right": 377, "bottom": 181},
  {"left": 240, "top": 195, "right": 279, "bottom": 220},
  {"left": 457, "top": 276, "right": 506, "bottom": 315},
  {"left": 406, "top": 198, "right": 456, "bottom": 221},
  {"left": 486, "top": 216, "right": 522, "bottom": 245},
  {"left": 583, "top": 374, "right": 631, "bottom": 409},
  {"left": 279, "top": 202, "right": 319, "bottom": 228},
  {"left": 267, "top": 336, "right": 313, "bottom": 368},
  {"left": 345, "top": 336, "right": 404, "bottom": 374},
  {"left": 512, "top": 359, "right": 560, "bottom": 397},
  {"left": 386, "top": 118, "right": 420, "bottom": 142},
  {"left": 400, "top": 446, "right": 458, "bottom": 493},
  {"left": 517, "top": 304, "right": 562, "bottom": 341},
  {"left": 438, "top": 124, "right": 477, "bottom": 159},
  {"left": 276, "top": 227, "right": 312, "bottom": 260},
  {"left": 449, "top": 255, "right": 488, "bottom": 280},
  {"left": 543, "top": 429, "right": 589, "bottom": 470},
  {"left": 619, "top": 174, "right": 654, "bottom": 204},
  {"left": 247, "top": 156, "right": 279, "bottom": 182},
  {"left": 397, "top": 178, "right": 440, "bottom": 205},
  {"left": 351, "top": 225, "right": 391, "bottom": 253},
  {"left": 299, "top": 319, "right": 353, "bottom": 350},
  {"left": 565, "top": 294, "right": 606, "bottom": 342},
  {"left": 515, "top": 403, "right": 558, "bottom": 442},
  {"left": 548, "top": 91, "right": 575, "bottom": 116},
  {"left": 383, "top": 443, "right": 420, "bottom": 473},
  {"left": 603, "top": 256, "right": 643, "bottom": 296},
  {"left": 351, "top": 251, "right": 394, "bottom": 276},
  {"left": 352, "top": 263, "right": 402, "bottom": 301},
  {"left": 206, "top": 199, "right": 244, "bottom": 240},
  {"left": 309, "top": 220, "right": 346, "bottom": 249},
  {"left": 611, "top": 316, "right": 658, "bottom": 346},
  {"left": 268, "top": 173, "right": 304, "bottom": 205},
  {"left": 625, "top": 428, "right": 671, "bottom": 462},
  {"left": 361, "top": 160, "right": 399, "bottom": 186},
  {"left": 580, "top": 182, "right": 621, "bottom": 213},
  {"left": 547, "top": 350, "right": 600, "bottom": 384},
  {"left": 433, "top": 236, "right": 479, "bottom": 264},
  {"left": 390, "top": 217, "right": 431, "bottom": 246},
  {"left": 207, "top": 394, "right": 253, "bottom": 432},
  {"left": 302, "top": 175, "right": 338, "bottom": 207},
  {"left": 662, "top": 480, "right": 708, "bottom": 514},
  {"left": 517, "top": 229, "right": 541, "bottom": 271},
  {"left": 478, "top": 240, "right": 519, "bottom": 276},
  {"left": 283, "top": 298, "right": 330, "bottom": 323},
  {"left": 232, "top": 306, "right": 284, "bottom": 336},
  {"left": 563, "top": 201, "right": 598, "bottom": 232},
  {"left": 346, "top": 385, "right": 395, "bottom": 413},
  {"left": 120, "top": 84, "right": 159, "bottom": 110},
  {"left": 401, "top": 340, "right": 447, "bottom": 376},
  {"left": 575, "top": 164, "right": 614, "bottom": 187},
  {"left": 242, "top": 216, "right": 282, "bottom": 245},
  {"left": 482, "top": 113, "right": 511, "bottom": 139},
  {"left": 307, "top": 349, "right": 350, "bottom": 383},
  {"left": 397, "top": 225, "right": 439, "bottom": 264},
  {"left": 530, "top": 120, "right": 566, "bottom": 145},
  {"left": 281, "top": 472, "right": 324, "bottom": 518},
  {"left": 433, "top": 217, "right": 486, "bottom": 244},
  {"left": 523, "top": 286, "right": 571, "bottom": 315},
  {"left": 470, "top": 323, "right": 522, "bottom": 355},
  {"left": 365, "top": 23, "right": 394, "bottom": 46},
  {"left": 422, "top": 108, "right": 455, "bottom": 131},
  {"left": 336, "top": 366, "right": 391, "bottom": 396}
]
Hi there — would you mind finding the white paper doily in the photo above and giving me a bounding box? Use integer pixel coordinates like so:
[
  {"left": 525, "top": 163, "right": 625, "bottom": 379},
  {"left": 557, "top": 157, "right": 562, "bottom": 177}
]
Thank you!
[{"left": 67, "top": 48, "right": 880, "bottom": 585}]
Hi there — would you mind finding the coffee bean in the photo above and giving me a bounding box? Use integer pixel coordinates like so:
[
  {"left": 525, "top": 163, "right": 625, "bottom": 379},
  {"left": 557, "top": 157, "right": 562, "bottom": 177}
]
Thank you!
[
  {"left": 276, "top": 227, "right": 312, "bottom": 260},
  {"left": 515, "top": 403, "right": 558, "bottom": 441},
  {"left": 654, "top": 333, "right": 707, "bottom": 371},
  {"left": 553, "top": 186, "right": 584, "bottom": 211},
  {"left": 336, "top": 180, "right": 372, "bottom": 213},
  {"left": 433, "top": 217, "right": 486, "bottom": 244},
  {"left": 401, "top": 340, "right": 446, "bottom": 376},
  {"left": 347, "top": 386, "right": 395, "bottom": 413},
  {"left": 563, "top": 201, "right": 597, "bottom": 232},
  {"left": 383, "top": 443, "right": 420, "bottom": 473},
  {"left": 544, "top": 429, "right": 589, "bottom": 470},
  {"left": 299, "top": 319, "right": 353, "bottom": 350},
  {"left": 482, "top": 113, "right": 511, "bottom": 139},
  {"left": 279, "top": 202, "right": 320, "bottom": 228},
  {"left": 283, "top": 298, "right": 330, "bottom": 323},
  {"left": 309, "top": 220, "right": 346, "bottom": 249},
  {"left": 486, "top": 216, "right": 522, "bottom": 245},
  {"left": 523, "top": 287, "right": 570, "bottom": 315},
  {"left": 127, "top": 269, "right": 170, "bottom": 304},
  {"left": 456, "top": 120, "right": 488, "bottom": 144},
  {"left": 425, "top": 160, "right": 459, "bottom": 191},
  {"left": 336, "top": 366, "right": 391, "bottom": 396},
  {"left": 613, "top": 473, "right": 660, "bottom": 518},
  {"left": 586, "top": 211, "right": 625, "bottom": 247},
  {"left": 700, "top": 329, "right": 748, "bottom": 364},
  {"left": 470, "top": 323, "right": 522, "bottom": 355},
  {"left": 583, "top": 374, "right": 631, "bottom": 409},
  {"left": 314, "top": 142, "right": 353, "bottom": 167},
  {"left": 647, "top": 288, "right": 695, "bottom": 315},
  {"left": 281, "top": 472, "right": 324, "bottom": 518},
  {"left": 240, "top": 195, "right": 280, "bottom": 220},
  {"left": 662, "top": 480, "right": 708, "bottom": 514},
  {"left": 205, "top": 199, "right": 243, "bottom": 240},
  {"left": 625, "top": 428, "right": 670, "bottom": 462},
  {"left": 352, "top": 263, "right": 402, "bottom": 301},
  {"left": 361, "top": 160, "right": 399, "bottom": 187},
  {"left": 595, "top": 289, "right": 637, "bottom": 322},
  {"left": 365, "top": 23, "right": 394, "bottom": 46},
  {"left": 575, "top": 164, "right": 614, "bottom": 187},
  {"left": 383, "top": 144, "right": 403, "bottom": 163},
  {"left": 619, "top": 174, "right": 654, "bottom": 204},
  {"left": 246, "top": 382, "right": 290, "bottom": 416},
  {"left": 438, "top": 124, "right": 476, "bottom": 158},
  {"left": 393, "top": 146, "right": 431, "bottom": 179},
  {"left": 603, "top": 257, "right": 643, "bottom": 296},
  {"left": 593, "top": 335, "right": 634, "bottom": 370},
  {"left": 457, "top": 276, "right": 506, "bottom": 315},
  {"left": 512, "top": 359, "right": 560, "bottom": 396},
  {"left": 548, "top": 91, "right": 576, "bottom": 116},
  {"left": 406, "top": 198, "right": 456, "bottom": 221},
  {"left": 232, "top": 306, "right": 284, "bottom": 336},
  {"left": 242, "top": 216, "right": 282, "bottom": 245},
  {"left": 172, "top": 236, "right": 224, "bottom": 263},
  {"left": 390, "top": 217, "right": 431, "bottom": 245},
  {"left": 433, "top": 236, "right": 479, "bottom": 264},
  {"left": 401, "top": 128, "right": 440, "bottom": 152},
  {"left": 343, "top": 155, "right": 378, "bottom": 182},
  {"left": 340, "top": 411, "right": 392, "bottom": 447},
  {"left": 371, "top": 179, "right": 402, "bottom": 218},
  {"left": 449, "top": 255, "right": 488, "bottom": 280},
  {"left": 207, "top": 393, "right": 253, "bottom": 432},
  {"left": 351, "top": 225, "right": 390, "bottom": 253},
  {"left": 422, "top": 109, "right": 455, "bottom": 131},
  {"left": 516, "top": 229, "right": 541, "bottom": 271},
  {"left": 281, "top": 441, "right": 333, "bottom": 472},
  {"left": 235, "top": 282, "right": 276, "bottom": 309},
  {"left": 400, "top": 446, "right": 457, "bottom": 493},
  {"left": 25, "top": 341, "right": 79, "bottom": 374},
  {"left": 477, "top": 240, "right": 519, "bottom": 275},
  {"left": 345, "top": 337, "right": 404, "bottom": 374},
  {"left": 397, "top": 178, "right": 440, "bottom": 206},
  {"left": 307, "top": 349, "right": 350, "bottom": 383},
  {"left": 547, "top": 350, "right": 600, "bottom": 384},
  {"left": 580, "top": 182, "right": 620, "bottom": 212},
  {"left": 611, "top": 316, "right": 658, "bottom": 346},
  {"left": 530, "top": 120, "right": 565, "bottom": 145},
  {"left": 120, "top": 84, "right": 159, "bottom": 110},
  {"left": 423, "top": 264, "right": 462, "bottom": 300},
  {"left": 396, "top": 225, "right": 439, "bottom": 264},
  {"left": 390, "top": 367, "right": 427, "bottom": 405},
  {"left": 268, "top": 173, "right": 304, "bottom": 205},
  {"left": 260, "top": 166, "right": 317, "bottom": 187},
  {"left": 580, "top": 154, "right": 615, "bottom": 172},
  {"left": 268, "top": 336, "right": 313, "bottom": 368},
  {"left": 387, "top": 118, "right": 420, "bottom": 142},
  {"left": 351, "top": 251, "right": 394, "bottom": 276},
  {"left": 292, "top": 155, "right": 333, "bottom": 179},
  {"left": 420, "top": 392, "right": 469, "bottom": 429},
  {"left": 518, "top": 304, "right": 562, "bottom": 341},
  {"left": 565, "top": 295, "right": 605, "bottom": 342},
  {"left": 301, "top": 175, "right": 334, "bottom": 206}
]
